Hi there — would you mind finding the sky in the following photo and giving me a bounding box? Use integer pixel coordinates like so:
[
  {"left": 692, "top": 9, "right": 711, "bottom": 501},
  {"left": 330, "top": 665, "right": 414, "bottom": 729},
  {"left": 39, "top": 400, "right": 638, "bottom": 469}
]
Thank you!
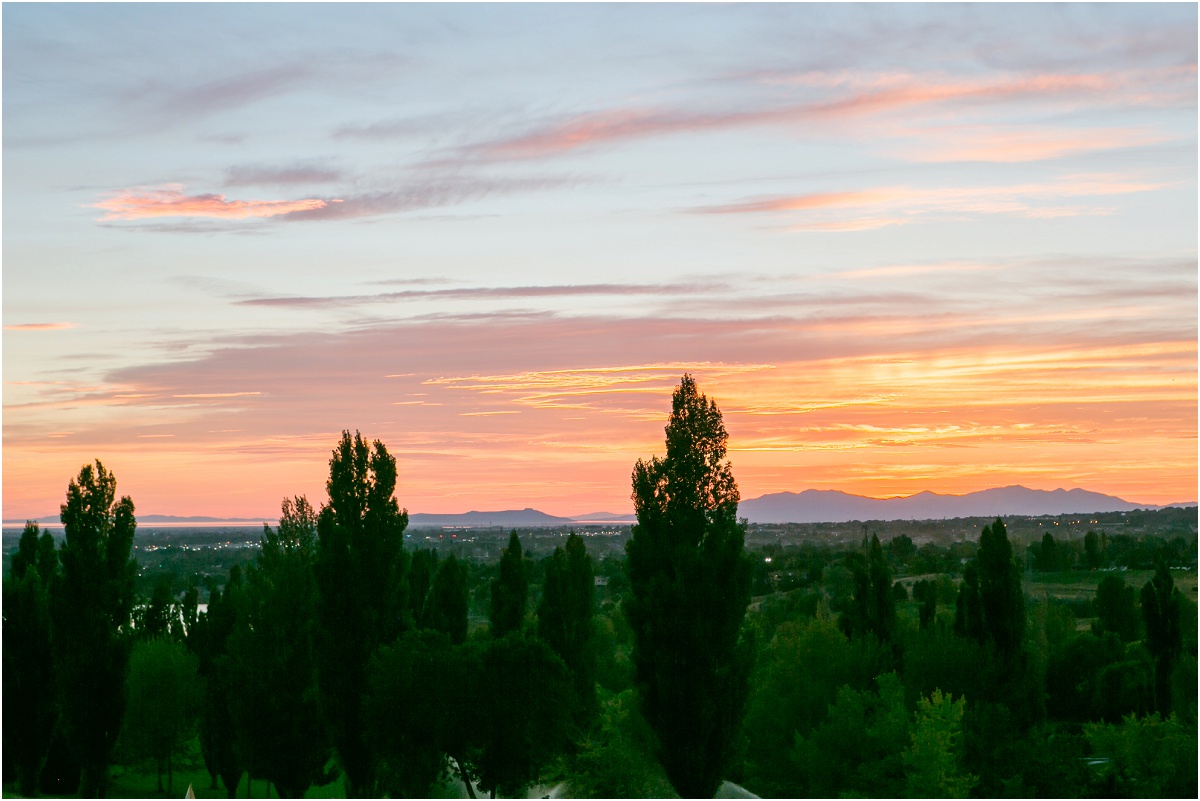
[{"left": 3, "top": 3, "right": 1196, "bottom": 520}]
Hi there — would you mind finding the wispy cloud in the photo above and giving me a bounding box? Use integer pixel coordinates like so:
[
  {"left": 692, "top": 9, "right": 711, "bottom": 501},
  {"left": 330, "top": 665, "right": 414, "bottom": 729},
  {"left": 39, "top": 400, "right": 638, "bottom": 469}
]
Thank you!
[
  {"left": 224, "top": 163, "right": 343, "bottom": 186},
  {"left": 4, "top": 322, "right": 77, "bottom": 331},
  {"left": 694, "top": 173, "right": 1168, "bottom": 228},
  {"left": 237, "top": 280, "right": 726, "bottom": 309},
  {"left": 450, "top": 69, "right": 1176, "bottom": 163},
  {"left": 93, "top": 184, "right": 333, "bottom": 221}
]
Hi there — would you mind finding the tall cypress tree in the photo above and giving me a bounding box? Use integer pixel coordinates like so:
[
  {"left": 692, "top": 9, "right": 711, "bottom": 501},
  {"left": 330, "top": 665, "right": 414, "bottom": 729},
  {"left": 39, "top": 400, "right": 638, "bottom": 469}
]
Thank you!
[
  {"left": 537, "top": 532, "right": 598, "bottom": 727},
  {"left": 977, "top": 518, "right": 1024, "bottom": 657},
  {"left": 428, "top": 554, "right": 469, "bottom": 645},
  {"left": 625, "top": 374, "right": 752, "bottom": 798},
  {"left": 52, "top": 461, "right": 138, "bottom": 797},
  {"left": 490, "top": 530, "right": 527, "bottom": 638},
  {"left": 1141, "top": 562, "right": 1182, "bottom": 713},
  {"left": 3, "top": 522, "right": 60, "bottom": 797},
  {"left": 313, "top": 431, "right": 410, "bottom": 797}
]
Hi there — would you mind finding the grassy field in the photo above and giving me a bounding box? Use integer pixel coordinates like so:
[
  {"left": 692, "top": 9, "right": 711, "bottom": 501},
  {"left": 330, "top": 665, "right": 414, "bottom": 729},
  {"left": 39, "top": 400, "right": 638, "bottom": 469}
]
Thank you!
[{"left": 1026, "top": 568, "right": 1198, "bottom": 602}]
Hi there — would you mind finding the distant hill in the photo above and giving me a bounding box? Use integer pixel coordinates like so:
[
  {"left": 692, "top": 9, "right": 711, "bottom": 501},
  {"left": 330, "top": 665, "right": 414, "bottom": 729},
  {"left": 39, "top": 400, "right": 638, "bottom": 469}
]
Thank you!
[
  {"left": 737, "top": 485, "right": 1192, "bottom": 524},
  {"left": 407, "top": 508, "right": 575, "bottom": 528}
]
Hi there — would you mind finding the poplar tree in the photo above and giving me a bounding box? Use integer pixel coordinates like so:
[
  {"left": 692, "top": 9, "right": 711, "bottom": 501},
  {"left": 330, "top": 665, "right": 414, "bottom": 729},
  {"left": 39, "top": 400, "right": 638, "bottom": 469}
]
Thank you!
[
  {"left": 625, "top": 374, "right": 752, "bottom": 798},
  {"left": 490, "top": 530, "right": 527, "bottom": 638},
  {"left": 52, "top": 461, "right": 138, "bottom": 797},
  {"left": 428, "top": 553, "right": 469, "bottom": 645},
  {"left": 977, "top": 518, "right": 1024, "bottom": 657},
  {"left": 1141, "top": 562, "right": 1182, "bottom": 713},
  {"left": 314, "top": 431, "right": 410, "bottom": 797},
  {"left": 537, "top": 532, "right": 598, "bottom": 727},
  {"left": 3, "top": 522, "right": 60, "bottom": 797}
]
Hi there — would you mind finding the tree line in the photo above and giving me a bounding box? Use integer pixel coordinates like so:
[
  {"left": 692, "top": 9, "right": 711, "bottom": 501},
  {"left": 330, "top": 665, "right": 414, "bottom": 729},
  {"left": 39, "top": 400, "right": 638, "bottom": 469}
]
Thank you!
[{"left": 3, "top": 374, "right": 1196, "bottom": 798}]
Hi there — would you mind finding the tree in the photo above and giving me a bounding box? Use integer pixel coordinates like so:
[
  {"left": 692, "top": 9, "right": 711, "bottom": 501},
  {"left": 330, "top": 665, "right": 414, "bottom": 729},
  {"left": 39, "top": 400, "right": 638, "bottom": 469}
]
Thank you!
[
  {"left": 52, "top": 461, "right": 138, "bottom": 797},
  {"left": 428, "top": 554, "right": 469, "bottom": 644},
  {"left": 1094, "top": 574, "right": 1139, "bottom": 642},
  {"left": 191, "top": 569, "right": 245, "bottom": 797},
  {"left": 840, "top": 535, "right": 896, "bottom": 643},
  {"left": 903, "top": 690, "right": 976, "bottom": 798},
  {"left": 625, "top": 374, "right": 753, "bottom": 798},
  {"left": 490, "top": 530, "right": 528, "bottom": 638},
  {"left": 313, "top": 431, "right": 410, "bottom": 797},
  {"left": 227, "top": 496, "right": 334, "bottom": 798},
  {"left": 475, "top": 635, "right": 573, "bottom": 798},
  {"left": 953, "top": 564, "right": 984, "bottom": 643},
  {"left": 537, "top": 532, "right": 598, "bottom": 728},
  {"left": 1140, "top": 562, "right": 1182, "bottom": 714},
  {"left": 3, "top": 521, "right": 60, "bottom": 796},
  {"left": 977, "top": 518, "right": 1024, "bottom": 657},
  {"left": 1084, "top": 530, "right": 1102, "bottom": 569},
  {"left": 409, "top": 548, "right": 439, "bottom": 628},
  {"left": 138, "top": 577, "right": 175, "bottom": 640},
  {"left": 366, "top": 630, "right": 458, "bottom": 798},
  {"left": 122, "top": 637, "right": 201, "bottom": 795},
  {"left": 914, "top": 579, "right": 937, "bottom": 632}
]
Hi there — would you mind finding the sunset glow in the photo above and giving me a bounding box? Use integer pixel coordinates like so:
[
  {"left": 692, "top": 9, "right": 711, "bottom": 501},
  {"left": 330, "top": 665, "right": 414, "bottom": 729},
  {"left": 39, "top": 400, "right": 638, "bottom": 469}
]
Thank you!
[{"left": 4, "top": 4, "right": 1196, "bottom": 520}]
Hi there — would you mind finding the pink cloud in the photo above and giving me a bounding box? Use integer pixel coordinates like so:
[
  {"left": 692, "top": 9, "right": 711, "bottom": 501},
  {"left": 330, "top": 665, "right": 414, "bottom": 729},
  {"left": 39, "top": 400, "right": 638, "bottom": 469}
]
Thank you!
[
  {"left": 92, "top": 184, "right": 334, "bottom": 221},
  {"left": 4, "top": 322, "right": 77, "bottom": 331},
  {"left": 460, "top": 69, "right": 1161, "bottom": 162}
]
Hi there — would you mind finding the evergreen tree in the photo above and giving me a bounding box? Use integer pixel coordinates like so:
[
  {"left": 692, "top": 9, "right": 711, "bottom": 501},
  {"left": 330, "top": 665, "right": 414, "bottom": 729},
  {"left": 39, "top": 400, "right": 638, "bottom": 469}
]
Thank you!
[
  {"left": 953, "top": 565, "right": 984, "bottom": 643},
  {"left": 192, "top": 568, "right": 245, "bottom": 797},
  {"left": 52, "top": 461, "right": 138, "bottom": 797},
  {"left": 625, "top": 374, "right": 752, "bottom": 798},
  {"left": 977, "top": 518, "right": 1024, "bottom": 658},
  {"left": 476, "top": 635, "right": 573, "bottom": 798},
  {"left": 1094, "top": 574, "right": 1139, "bottom": 642},
  {"left": 409, "top": 548, "right": 439, "bottom": 628},
  {"left": 491, "top": 530, "right": 528, "bottom": 638},
  {"left": 428, "top": 553, "right": 469, "bottom": 645},
  {"left": 1140, "top": 562, "right": 1182, "bottom": 714},
  {"left": 537, "top": 532, "right": 598, "bottom": 727},
  {"left": 228, "top": 496, "right": 334, "bottom": 798},
  {"left": 313, "top": 431, "right": 410, "bottom": 797},
  {"left": 3, "top": 521, "right": 60, "bottom": 796},
  {"left": 122, "top": 637, "right": 201, "bottom": 795},
  {"left": 841, "top": 535, "right": 896, "bottom": 642}
]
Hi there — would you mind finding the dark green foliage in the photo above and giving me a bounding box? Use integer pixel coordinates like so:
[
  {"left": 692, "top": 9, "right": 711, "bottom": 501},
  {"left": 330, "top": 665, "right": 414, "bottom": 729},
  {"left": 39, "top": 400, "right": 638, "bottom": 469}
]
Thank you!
[
  {"left": 1085, "top": 712, "right": 1198, "bottom": 798},
  {"left": 790, "top": 673, "right": 909, "bottom": 798},
  {"left": 490, "top": 530, "right": 528, "bottom": 637},
  {"left": 913, "top": 579, "right": 937, "bottom": 631},
  {"left": 625, "top": 375, "right": 753, "bottom": 798},
  {"left": 743, "top": 615, "right": 895, "bottom": 796},
  {"left": 537, "top": 532, "right": 598, "bottom": 728},
  {"left": 191, "top": 569, "right": 243, "bottom": 797},
  {"left": 1094, "top": 574, "right": 1139, "bottom": 642},
  {"left": 409, "top": 548, "right": 438, "bottom": 628},
  {"left": 313, "top": 431, "right": 410, "bottom": 797},
  {"left": 121, "top": 637, "right": 201, "bottom": 795},
  {"left": 475, "top": 634, "right": 573, "bottom": 798},
  {"left": 886, "top": 533, "right": 916, "bottom": 563},
  {"left": 977, "top": 518, "right": 1024, "bottom": 657},
  {"left": 1045, "top": 632, "right": 1153, "bottom": 722},
  {"left": 1140, "top": 562, "right": 1182, "bottom": 714},
  {"left": 840, "top": 535, "right": 897, "bottom": 642},
  {"left": 228, "top": 496, "right": 334, "bottom": 799},
  {"left": 52, "top": 461, "right": 138, "bottom": 797},
  {"left": 1035, "top": 531, "right": 1069, "bottom": 572},
  {"left": 892, "top": 580, "right": 908, "bottom": 602},
  {"left": 1084, "top": 530, "right": 1102, "bottom": 569},
  {"left": 953, "top": 564, "right": 984, "bottom": 643},
  {"left": 139, "top": 577, "right": 174, "bottom": 640},
  {"left": 3, "top": 521, "right": 60, "bottom": 797},
  {"left": 428, "top": 553, "right": 469, "bottom": 644},
  {"left": 566, "top": 689, "right": 675, "bottom": 798},
  {"left": 366, "top": 630, "right": 459, "bottom": 798}
]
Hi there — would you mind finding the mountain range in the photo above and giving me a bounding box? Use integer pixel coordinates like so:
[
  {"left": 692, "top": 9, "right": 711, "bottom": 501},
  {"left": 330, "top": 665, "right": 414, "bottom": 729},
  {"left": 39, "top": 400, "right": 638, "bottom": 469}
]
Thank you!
[{"left": 6, "top": 486, "right": 1193, "bottom": 528}]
